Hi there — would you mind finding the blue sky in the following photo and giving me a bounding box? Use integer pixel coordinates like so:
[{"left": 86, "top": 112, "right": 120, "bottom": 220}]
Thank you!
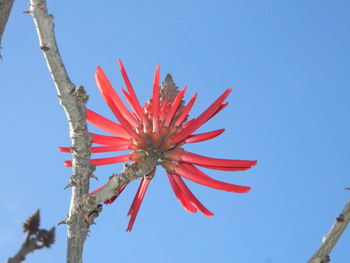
[{"left": 1, "top": 0, "right": 349, "bottom": 262}]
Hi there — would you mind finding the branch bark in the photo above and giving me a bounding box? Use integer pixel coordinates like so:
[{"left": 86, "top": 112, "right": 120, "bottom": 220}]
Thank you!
[
  {"left": 0, "top": 0, "right": 15, "bottom": 52},
  {"left": 29, "top": 1, "right": 92, "bottom": 262},
  {"left": 307, "top": 198, "right": 350, "bottom": 263},
  {"left": 29, "top": 1, "right": 157, "bottom": 262}
]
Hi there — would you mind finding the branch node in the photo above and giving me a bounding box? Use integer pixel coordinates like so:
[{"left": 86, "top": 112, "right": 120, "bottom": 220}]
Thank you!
[
  {"left": 64, "top": 180, "right": 76, "bottom": 190},
  {"left": 336, "top": 214, "right": 344, "bottom": 222},
  {"left": 84, "top": 204, "right": 103, "bottom": 225},
  {"left": 40, "top": 44, "right": 49, "bottom": 51},
  {"left": 75, "top": 85, "right": 89, "bottom": 104}
]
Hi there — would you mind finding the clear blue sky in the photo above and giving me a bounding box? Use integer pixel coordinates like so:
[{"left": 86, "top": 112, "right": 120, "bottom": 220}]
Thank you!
[{"left": 1, "top": 0, "right": 349, "bottom": 262}]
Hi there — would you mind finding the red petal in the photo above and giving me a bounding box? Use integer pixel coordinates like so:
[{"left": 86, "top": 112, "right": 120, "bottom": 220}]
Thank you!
[
  {"left": 167, "top": 172, "right": 197, "bottom": 213},
  {"left": 210, "top": 102, "right": 228, "bottom": 120},
  {"left": 91, "top": 145, "right": 130, "bottom": 153},
  {"left": 185, "top": 129, "right": 225, "bottom": 143},
  {"left": 182, "top": 151, "right": 257, "bottom": 168},
  {"left": 174, "top": 93, "right": 197, "bottom": 127},
  {"left": 58, "top": 147, "right": 71, "bottom": 153},
  {"left": 126, "top": 174, "right": 152, "bottom": 232},
  {"left": 120, "top": 88, "right": 141, "bottom": 122},
  {"left": 159, "top": 99, "right": 169, "bottom": 122},
  {"left": 174, "top": 163, "right": 251, "bottom": 193},
  {"left": 171, "top": 173, "right": 213, "bottom": 217},
  {"left": 171, "top": 89, "right": 231, "bottom": 144},
  {"left": 164, "top": 87, "right": 187, "bottom": 127},
  {"left": 118, "top": 59, "right": 149, "bottom": 126},
  {"left": 64, "top": 161, "right": 73, "bottom": 167},
  {"left": 93, "top": 76, "right": 140, "bottom": 139},
  {"left": 86, "top": 109, "right": 130, "bottom": 139},
  {"left": 152, "top": 65, "right": 160, "bottom": 132},
  {"left": 90, "top": 155, "right": 130, "bottom": 166},
  {"left": 194, "top": 164, "right": 252, "bottom": 171},
  {"left": 95, "top": 67, "right": 139, "bottom": 127},
  {"left": 90, "top": 133, "right": 130, "bottom": 146}
]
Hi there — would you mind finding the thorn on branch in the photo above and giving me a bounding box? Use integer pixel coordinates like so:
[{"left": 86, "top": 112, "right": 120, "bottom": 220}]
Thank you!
[
  {"left": 40, "top": 44, "right": 50, "bottom": 51},
  {"left": 57, "top": 219, "right": 67, "bottom": 225},
  {"left": 84, "top": 204, "right": 103, "bottom": 225},
  {"left": 321, "top": 255, "right": 330, "bottom": 263},
  {"left": 64, "top": 180, "right": 76, "bottom": 190},
  {"left": 90, "top": 174, "right": 98, "bottom": 181},
  {"left": 336, "top": 214, "right": 344, "bottom": 222},
  {"left": 75, "top": 85, "right": 89, "bottom": 104},
  {"left": 23, "top": 10, "right": 32, "bottom": 14}
]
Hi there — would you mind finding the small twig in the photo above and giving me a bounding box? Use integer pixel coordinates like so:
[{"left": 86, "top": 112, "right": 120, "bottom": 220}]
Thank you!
[
  {"left": 307, "top": 198, "right": 350, "bottom": 263},
  {"left": 6, "top": 210, "right": 55, "bottom": 263},
  {"left": 0, "top": 0, "right": 15, "bottom": 56}
]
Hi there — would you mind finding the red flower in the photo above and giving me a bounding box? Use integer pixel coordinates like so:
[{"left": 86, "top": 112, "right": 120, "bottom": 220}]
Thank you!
[{"left": 60, "top": 60, "right": 257, "bottom": 231}]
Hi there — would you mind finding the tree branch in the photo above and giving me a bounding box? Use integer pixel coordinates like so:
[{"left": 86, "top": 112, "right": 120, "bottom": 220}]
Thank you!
[
  {"left": 0, "top": 0, "right": 15, "bottom": 53},
  {"left": 29, "top": 1, "right": 93, "bottom": 262},
  {"left": 29, "top": 1, "right": 158, "bottom": 262},
  {"left": 307, "top": 197, "right": 350, "bottom": 263},
  {"left": 6, "top": 210, "right": 55, "bottom": 263}
]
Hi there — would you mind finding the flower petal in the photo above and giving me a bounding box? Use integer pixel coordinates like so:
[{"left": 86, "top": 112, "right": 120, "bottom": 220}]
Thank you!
[
  {"left": 126, "top": 174, "right": 152, "bottom": 232},
  {"left": 167, "top": 172, "right": 197, "bottom": 213},
  {"left": 58, "top": 147, "right": 71, "bottom": 153},
  {"left": 86, "top": 109, "right": 130, "bottom": 139},
  {"left": 174, "top": 93, "right": 197, "bottom": 127},
  {"left": 170, "top": 89, "right": 231, "bottom": 144},
  {"left": 181, "top": 151, "right": 257, "bottom": 168},
  {"left": 95, "top": 67, "right": 139, "bottom": 127},
  {"left": 152, "top": 65, "right": 160, "bottom": 132},
  {"left": 118, "top": 59, "right": 149, "bottom": 126},
  {"left": 90, "top": 145, "right": 130, "bottom": 153},
  {"left": 90, "top": 133, "right": 130, "bottom": 146},
  {"left": 171, "top": 173, "right": 213, "bottom": 216},
  {"left": 185, "top": 129, "right": 225, "bottom": 143},
  {"left": 164, "top": 86, "right": 187, "bottom": 127},
  {"left": 174, "top": 163, "right": 251, "bottom": 193}
]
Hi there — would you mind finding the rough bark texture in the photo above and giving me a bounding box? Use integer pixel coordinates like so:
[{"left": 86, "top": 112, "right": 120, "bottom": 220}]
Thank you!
[
  {"left": 0, "top": 0, "right": 15, "bottom": 51},
  {"left": 307, "top": 198, "right": 350, "bottom": 263},
  {"left": 29, "top": 1, "right": 92, "bottom": 262},
  {"left": 29, "top": 1, "right": 158, "bottom": 262}
]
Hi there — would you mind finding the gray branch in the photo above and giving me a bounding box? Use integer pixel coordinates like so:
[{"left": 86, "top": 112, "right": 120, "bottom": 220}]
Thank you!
[
  {"left": 89, "top": 154, "right": 157, "bottom": 205},
  {"left": 307, "top": 198, "right": 350, "bottom": 263},
  {"left": 29, "top": 1, "right": 92, "bottom": 262},
  {"left": 0, "top": 0, "right": 15, "bottom": 53},
  {"left": 29, "top": 1, "right": 157, "bottom": 262}
]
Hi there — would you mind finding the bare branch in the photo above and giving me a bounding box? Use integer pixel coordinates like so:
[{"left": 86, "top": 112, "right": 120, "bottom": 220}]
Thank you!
[
  {"left": 307, "top": 198, "right": 350, "bottom": 263},
  {"left": 29, "top": 0, "right": 93, "bottom": 262},
  {"left": 6, "top": 210, "right": 55, "bottom": 263},
  {"left": 0, "top": 0, "right": 15, "bottom": 54}
]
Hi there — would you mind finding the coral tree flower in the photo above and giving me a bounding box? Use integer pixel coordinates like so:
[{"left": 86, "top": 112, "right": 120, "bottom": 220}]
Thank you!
[{"left": 60, "top": 59, "right": 257, "bottom": 231}]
